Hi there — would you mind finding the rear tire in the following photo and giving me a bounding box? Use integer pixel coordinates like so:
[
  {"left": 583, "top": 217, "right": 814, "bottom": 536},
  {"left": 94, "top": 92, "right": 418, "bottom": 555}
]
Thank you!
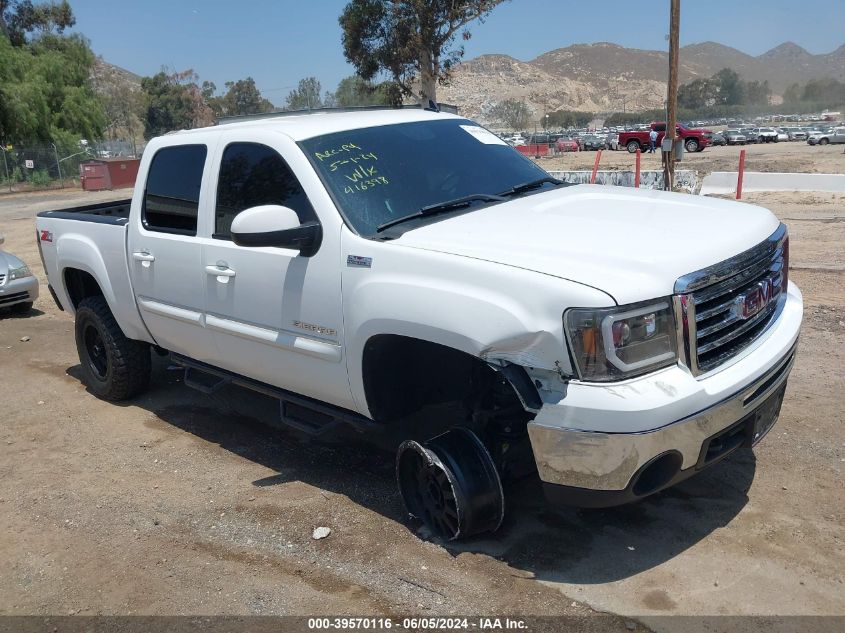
[
  {"left": 74, "top": 296, "right": 151, "bottom": 401},
  {"left": 397, "top": 427, "right": 504, "bottom": 540},
  {"left": 10, "top": 301, "right": 33, "bottom": 314},
  {"left": 626, "top": 140, "right": 640, "bottom": 153}
]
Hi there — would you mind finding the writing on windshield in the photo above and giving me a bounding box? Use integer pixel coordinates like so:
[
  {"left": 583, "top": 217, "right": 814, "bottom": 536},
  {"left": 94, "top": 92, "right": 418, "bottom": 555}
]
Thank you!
[{"left": 314, "top": 144, "right": 390, "bottom": 194}]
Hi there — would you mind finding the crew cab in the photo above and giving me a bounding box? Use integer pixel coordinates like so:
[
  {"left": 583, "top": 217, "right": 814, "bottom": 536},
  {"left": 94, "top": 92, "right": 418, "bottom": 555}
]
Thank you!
[
  {"left": 35, "top": 109, "right": 802, "bottom": 540},
  {"left": 619, "top": 122, "right": 713, "bottom": 153}
]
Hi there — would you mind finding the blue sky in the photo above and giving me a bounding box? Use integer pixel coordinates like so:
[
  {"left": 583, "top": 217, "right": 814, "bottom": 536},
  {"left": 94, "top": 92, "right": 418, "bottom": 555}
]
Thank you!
[{"left": 69, "top": 0, "right": 844, "bottom": 107}]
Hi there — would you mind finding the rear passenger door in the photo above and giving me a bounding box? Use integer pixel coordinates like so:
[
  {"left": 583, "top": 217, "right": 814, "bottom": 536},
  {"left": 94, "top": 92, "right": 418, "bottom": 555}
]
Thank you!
[
  {"left": 201, "top": 131, "right": 353, "bottom": 411},
  {"left": 127, "top": 140, "right": 217, "bottom": 363}
]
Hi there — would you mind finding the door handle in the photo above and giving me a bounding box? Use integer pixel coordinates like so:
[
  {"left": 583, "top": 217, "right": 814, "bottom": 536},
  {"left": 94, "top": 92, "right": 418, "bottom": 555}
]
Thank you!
[
  {"left": 132, "top": 251, "right": 155, "bottom": 262},
  {"left": 205, "top": 264, "right": 236, "bottom": 278}
]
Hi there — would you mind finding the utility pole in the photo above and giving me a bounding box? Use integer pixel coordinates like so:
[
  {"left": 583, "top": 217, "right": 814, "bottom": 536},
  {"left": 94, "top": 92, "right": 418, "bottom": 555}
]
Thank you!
[{"left": 664, "top": 0, "right": 680, "bottom": 191}]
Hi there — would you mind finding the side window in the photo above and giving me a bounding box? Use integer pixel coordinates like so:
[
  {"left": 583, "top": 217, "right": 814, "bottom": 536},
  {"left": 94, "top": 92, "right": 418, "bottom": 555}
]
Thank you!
[
  {"left": 214, "top": 142, "right": 316, "bottom": 239},
  {"left": 143, "top": 145, "right": 207, "bottom": 235},
  {"left": 653, "top": 123, "right": 666, "bottom": 132}
]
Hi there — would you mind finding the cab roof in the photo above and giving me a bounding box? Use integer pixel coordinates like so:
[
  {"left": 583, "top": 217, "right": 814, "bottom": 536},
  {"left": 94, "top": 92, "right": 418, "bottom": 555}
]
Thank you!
[{"left": 169, "top": 108, "right": 465, "bottom": 142}]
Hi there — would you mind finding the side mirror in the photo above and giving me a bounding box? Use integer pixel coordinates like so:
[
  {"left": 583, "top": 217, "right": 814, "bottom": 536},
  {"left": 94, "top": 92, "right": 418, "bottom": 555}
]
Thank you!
[{"left": 230, "top": 205, "right": 322, "bottom": 257}]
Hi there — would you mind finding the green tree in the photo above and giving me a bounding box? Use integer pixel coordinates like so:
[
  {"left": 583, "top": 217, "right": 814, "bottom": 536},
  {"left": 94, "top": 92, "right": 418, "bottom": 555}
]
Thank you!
[
  {"left": 285, "top": 77, "right": 323, "bottom": 110},
  {"left": 206, "top": 77, "right": 274, "bottom": 117},
  {"left": 0, "top": 28, "right": 104, "bottom": 143},
  {"left": 328, "top": 75, "right": 393, "bottom": 107},
  {"left": 490, "top": 99, "right": 531, "bottom": 129},
  {"left": 801, "top": 78, "right": 845, "bottom": 104},
  {"left": 1, "top": 0, "right": 74, "bottom": 46},
  {"left": 339, "top": 0, "right": 507, "bottom": 106},
  {"left": 782, "top": 83, "right": 802, "bottom": 104},
  {"left": 712, "top": 68, "right": 744, "bottom": 105},
  {"left": 744, "top": 80, "right": 770, "bottom": 106},
  {"left": 677, "top": 78, "right": 716, "bottom": 109},
  {"left": 140, "top": 69, "right": 213, "bottom": 139},
  {"left": 547, "top": 109, "right": 593, "bottom": 129}
]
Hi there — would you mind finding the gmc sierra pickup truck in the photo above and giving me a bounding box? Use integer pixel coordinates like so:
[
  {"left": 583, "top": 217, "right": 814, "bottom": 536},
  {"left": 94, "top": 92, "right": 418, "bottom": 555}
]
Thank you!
[
  {"left": 36, "top": 108, "right": 802, "bottom": 540},
  {"left": 619, "top": 122, "right": 713, "bottom": 153}
]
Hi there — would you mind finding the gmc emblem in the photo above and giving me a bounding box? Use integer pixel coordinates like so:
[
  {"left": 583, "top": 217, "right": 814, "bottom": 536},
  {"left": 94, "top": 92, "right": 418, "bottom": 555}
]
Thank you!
[{"left": 732, "top": 277, "right": 775, "bottom": 320}]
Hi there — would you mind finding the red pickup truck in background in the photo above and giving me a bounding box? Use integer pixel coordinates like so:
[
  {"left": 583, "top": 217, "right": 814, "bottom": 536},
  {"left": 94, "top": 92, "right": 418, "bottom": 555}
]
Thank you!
[{"left": 618, "top": 122, "right": 713, "bottom": 153}]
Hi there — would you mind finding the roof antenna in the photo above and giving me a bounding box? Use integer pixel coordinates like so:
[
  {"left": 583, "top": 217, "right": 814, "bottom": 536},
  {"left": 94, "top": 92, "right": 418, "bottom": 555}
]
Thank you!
[{"left": 425, "top": 99, "right": 440, "bottom": 112}]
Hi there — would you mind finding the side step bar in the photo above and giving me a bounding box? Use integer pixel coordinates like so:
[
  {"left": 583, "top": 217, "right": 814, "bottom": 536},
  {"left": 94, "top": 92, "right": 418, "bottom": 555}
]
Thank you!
[{"left": 171, "top": 354, "right": 380, "bottom": 436}]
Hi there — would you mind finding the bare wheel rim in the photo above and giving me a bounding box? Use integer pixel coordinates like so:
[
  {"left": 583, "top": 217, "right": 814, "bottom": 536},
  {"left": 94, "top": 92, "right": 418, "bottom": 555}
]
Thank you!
[{"left": 396, "top": 428, "right": 504, "bottom": 540}]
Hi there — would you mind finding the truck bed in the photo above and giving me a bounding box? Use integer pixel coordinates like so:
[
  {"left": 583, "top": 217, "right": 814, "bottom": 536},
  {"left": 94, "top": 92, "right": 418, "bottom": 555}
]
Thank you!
[{"left": 37, "top": 199, "right": 132, "bottom": 225}]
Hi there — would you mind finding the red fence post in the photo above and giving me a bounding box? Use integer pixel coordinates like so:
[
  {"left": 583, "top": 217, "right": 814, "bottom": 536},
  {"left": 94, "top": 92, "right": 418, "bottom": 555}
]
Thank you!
[
  {"left": 635, "top": 149, "right": 641, "bottom": 188},
  {"left": 736, "top": 149, "right": 746, "bottom": 200},
  {"left": 590, "top": 149, "right": 603, "bottom": 184}
]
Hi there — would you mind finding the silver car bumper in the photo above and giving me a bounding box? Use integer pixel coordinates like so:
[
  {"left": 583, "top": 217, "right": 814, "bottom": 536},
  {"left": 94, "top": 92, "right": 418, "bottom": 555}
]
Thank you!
[
  {"left": 0, "top": 275, "right": 39, "bottom": 308},
  {"left": 528, "top": 344, "right": 796, "bottom": 506}
]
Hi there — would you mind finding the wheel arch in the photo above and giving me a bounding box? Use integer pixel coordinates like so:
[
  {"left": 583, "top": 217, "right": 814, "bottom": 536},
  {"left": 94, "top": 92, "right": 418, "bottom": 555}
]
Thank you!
[{"left": 360, "top": 333, "right": 540, "bottom": 424}]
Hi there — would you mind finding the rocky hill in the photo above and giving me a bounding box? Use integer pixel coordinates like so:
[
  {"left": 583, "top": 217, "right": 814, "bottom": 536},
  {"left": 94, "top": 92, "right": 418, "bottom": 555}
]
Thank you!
[{"left": 438, "top": 41, "right": 845, "bottom": 122}]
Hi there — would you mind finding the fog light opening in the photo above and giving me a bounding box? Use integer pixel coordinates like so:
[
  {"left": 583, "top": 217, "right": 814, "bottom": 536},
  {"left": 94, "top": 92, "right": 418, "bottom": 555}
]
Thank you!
[{"left": 632, "top": 452, "right": 682, "bottom": 497}]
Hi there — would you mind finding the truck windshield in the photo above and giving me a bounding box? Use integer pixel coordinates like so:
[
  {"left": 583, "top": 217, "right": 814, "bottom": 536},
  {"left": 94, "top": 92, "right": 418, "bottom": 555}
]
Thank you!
[{"left": 299, "top": 118, "right": 552, "bottom": 237}]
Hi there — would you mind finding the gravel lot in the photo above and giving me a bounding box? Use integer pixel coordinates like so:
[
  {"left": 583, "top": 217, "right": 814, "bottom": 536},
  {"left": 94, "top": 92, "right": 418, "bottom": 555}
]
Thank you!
[{"left": 0, "top": 182, "right": 843, "bottom": 627}]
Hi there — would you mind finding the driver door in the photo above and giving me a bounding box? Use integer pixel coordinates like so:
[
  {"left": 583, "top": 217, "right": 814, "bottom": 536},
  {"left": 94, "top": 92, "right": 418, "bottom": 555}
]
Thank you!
[{"left": 201, "top": 132, "right": 353, "bottom": 411}]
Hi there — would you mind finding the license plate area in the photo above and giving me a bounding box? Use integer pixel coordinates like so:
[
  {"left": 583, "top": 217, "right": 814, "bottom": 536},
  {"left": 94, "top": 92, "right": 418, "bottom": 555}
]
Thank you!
[
  {"left": 698, "top": 384, "right": 786, "bottom": 466},
  {"left": 746, "top": 384, "right": 786, "bottom": 447}
]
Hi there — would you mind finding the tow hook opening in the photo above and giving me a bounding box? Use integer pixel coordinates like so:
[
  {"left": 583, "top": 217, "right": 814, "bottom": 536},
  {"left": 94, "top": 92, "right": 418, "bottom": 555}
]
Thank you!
[{"left": 632, "top": 451, "right": 682, "bottom": 497}]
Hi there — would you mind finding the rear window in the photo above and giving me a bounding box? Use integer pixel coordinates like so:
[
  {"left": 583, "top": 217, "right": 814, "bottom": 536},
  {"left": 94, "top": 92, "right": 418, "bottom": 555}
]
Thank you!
[{"left": 143, "top": 145, "right": 207, "bottom": 235}]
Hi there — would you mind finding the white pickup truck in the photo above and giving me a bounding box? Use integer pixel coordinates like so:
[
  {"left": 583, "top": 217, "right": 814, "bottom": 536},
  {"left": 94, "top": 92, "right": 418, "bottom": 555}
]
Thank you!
[{"left": 36, "top": 109, "right": 802, "bottom": 540}]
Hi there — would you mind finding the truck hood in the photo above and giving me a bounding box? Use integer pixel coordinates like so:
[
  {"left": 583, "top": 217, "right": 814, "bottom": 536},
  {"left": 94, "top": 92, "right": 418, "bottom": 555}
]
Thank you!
[{"left": 393, "top": 184, "right": 780, "bottom": 305}]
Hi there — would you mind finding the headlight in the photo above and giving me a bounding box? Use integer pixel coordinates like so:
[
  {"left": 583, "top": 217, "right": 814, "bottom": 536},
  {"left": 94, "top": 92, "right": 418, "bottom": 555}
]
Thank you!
[
  {"left": 564, "top": 299, "right": 678, "bottom": 381},
  {"left": 8, "top": 264, "right": 32, "bottom": 280}
]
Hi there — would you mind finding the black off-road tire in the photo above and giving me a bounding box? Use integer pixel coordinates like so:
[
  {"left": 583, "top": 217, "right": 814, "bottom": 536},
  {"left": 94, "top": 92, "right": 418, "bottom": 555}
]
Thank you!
[
  {"left": 75, "top": 295, "right": 151, "bottom": 401},
  {"left": 10, "top": 301, "right": 33, "bottom": 314}
]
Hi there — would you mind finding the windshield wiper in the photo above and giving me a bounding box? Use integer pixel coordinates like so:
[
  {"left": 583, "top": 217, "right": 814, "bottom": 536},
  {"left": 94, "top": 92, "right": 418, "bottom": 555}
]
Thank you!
[
  {"left": 497, "top": 176, "right": 564, "bottom": 197},
  {"left": 376, "top": 193, "right": 506, "bottom": 233}
]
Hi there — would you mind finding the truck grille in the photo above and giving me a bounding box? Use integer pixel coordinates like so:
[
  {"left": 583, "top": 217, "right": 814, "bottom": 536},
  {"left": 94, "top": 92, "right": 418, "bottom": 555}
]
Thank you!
[{"left": 675, "top": 224, "right": 788, "bottom": 375}]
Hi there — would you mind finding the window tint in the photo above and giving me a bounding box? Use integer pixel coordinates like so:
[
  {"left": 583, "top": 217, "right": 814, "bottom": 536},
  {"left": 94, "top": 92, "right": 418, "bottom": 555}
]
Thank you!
[
  {"left": 143, "top": 145, "right": 207, "bottom": 235},
  {"left": 214, "top": 143, "right": 315, "bottom": 239}
]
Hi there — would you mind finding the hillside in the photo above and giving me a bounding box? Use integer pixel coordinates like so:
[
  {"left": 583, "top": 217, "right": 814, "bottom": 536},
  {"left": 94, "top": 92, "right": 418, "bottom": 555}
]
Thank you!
[{"left": 439, "top": 41, "right": 845, "bottom": 122}]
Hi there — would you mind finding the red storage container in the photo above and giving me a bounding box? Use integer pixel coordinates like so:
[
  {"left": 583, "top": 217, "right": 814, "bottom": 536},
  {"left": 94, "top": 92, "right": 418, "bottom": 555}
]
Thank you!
[{"left": 79, "top": 161, "right": 111, "bottom": 191}]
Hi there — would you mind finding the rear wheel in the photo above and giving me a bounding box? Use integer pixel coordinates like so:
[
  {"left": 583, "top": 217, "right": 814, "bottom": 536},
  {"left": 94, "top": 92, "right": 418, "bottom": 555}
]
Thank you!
[
  {"left": 74, "top": 296, "right": 151, "bottom": 401},
  {"left": 397, "top": 427, "right": 504, "bottom": 540},
  {"left": 626, "top": 140, "right": 640, "bottom": 153}
]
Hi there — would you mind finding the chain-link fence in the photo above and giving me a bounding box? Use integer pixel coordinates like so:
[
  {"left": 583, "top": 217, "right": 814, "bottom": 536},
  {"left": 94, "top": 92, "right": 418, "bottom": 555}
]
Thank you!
[{"left": 0, "top": 138, "right": 144, "bottom": 193}]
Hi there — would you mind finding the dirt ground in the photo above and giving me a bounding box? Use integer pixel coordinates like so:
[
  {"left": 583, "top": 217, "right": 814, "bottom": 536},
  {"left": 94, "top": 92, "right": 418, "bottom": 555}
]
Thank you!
[
  {"left": 538, "top": 138, "right": 845, "bottom": 181},
  {"left": 0, "top": 186, "right": 843, "bottom": 627}
]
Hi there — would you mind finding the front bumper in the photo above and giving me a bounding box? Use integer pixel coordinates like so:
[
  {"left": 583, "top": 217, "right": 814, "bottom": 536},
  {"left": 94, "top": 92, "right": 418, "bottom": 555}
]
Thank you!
[
  {"left": 0, "top": 275, "right": 38, "bottom": 309},
  {"left": 527, "top": 281, "right": 802, "bottom": 506}
]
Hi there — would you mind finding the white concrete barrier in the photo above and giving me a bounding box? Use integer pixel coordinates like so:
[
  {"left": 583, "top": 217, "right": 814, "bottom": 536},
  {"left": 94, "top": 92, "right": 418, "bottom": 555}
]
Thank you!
[
  {"left": 547, "top": 170, "right": 697, "bottom": 193},
  {"left": 700, "top": 172, "right": 845, "bottom": 196}
]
